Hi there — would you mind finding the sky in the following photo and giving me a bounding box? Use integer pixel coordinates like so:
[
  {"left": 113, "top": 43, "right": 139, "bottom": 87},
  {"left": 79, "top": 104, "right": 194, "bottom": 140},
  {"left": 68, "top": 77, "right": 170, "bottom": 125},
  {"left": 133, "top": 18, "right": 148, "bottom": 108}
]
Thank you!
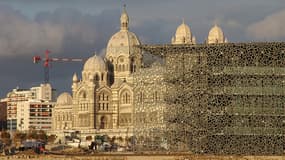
[{"left": 0, "top": 0, "right": 285, "bottom": 98}]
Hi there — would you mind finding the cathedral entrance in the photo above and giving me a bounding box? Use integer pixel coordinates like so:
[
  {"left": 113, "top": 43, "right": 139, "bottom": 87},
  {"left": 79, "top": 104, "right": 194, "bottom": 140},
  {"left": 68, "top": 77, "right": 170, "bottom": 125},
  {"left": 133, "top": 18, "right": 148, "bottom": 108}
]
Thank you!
[{"left": 100, "top": 116, "right": 107, "bottom": 129}]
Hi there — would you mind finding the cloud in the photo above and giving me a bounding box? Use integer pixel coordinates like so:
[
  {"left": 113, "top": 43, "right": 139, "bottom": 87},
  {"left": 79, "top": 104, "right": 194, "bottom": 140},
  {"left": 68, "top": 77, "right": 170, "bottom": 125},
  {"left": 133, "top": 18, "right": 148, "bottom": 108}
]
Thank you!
[
  {"left": 0, "top": 5, "right": 64, "bottom": 57},
  {"left": 0, "top": 6, "right": 119, "bottom": 97},
  {"left": 247, "top": 9, "right": 285, "bottom": 40},
  {"left": 34, "top": 8, "right": 120, "bottom": 57},
  {"left": 0, "top": 6, "right": 119, "bottom": 58}
]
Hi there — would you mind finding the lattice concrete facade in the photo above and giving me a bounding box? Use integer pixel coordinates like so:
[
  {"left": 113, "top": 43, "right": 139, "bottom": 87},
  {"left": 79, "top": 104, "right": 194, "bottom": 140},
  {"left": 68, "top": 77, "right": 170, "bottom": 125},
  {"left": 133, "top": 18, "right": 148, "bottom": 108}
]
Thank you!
[
  {"left": 134, "top": 42, "right": 285, "bottom": 155},
  {"left": 133, "top": 62, "right": 167, "bottom": 151}
]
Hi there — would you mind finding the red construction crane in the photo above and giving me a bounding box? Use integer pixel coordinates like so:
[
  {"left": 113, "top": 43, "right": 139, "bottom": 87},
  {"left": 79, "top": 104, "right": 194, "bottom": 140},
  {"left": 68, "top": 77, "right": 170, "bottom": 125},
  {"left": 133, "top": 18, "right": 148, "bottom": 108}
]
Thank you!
[{"left": 33, "top": 50, "right": 84, "bottom": 83}]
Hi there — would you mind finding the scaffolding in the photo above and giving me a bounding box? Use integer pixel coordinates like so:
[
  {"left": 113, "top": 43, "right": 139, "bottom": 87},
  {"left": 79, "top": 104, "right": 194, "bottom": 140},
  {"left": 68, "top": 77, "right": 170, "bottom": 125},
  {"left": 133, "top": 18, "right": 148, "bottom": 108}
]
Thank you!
[{"left": 134, "top": 42, "right": 285, "bottom": 155}]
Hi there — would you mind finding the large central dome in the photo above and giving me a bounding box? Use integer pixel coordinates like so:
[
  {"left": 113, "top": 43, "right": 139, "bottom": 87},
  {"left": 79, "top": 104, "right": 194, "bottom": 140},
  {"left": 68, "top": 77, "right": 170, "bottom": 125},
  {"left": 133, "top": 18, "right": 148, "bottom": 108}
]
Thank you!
[
  {"left": 106, "top": 6, "right": 141, "bottom": 59},
  {"left": 107, "top": 31, "right": 140, "bottom": 49}
]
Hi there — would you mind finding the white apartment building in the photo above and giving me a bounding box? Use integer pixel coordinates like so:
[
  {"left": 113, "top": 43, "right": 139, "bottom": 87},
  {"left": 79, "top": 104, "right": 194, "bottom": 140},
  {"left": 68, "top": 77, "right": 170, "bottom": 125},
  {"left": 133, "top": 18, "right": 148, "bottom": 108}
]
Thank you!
[
  {"left": 17, "top": 100, "right": 54, "bottom": 131},
  {"left": 4, "top": 83, "right": 56, "bottom": 131}
]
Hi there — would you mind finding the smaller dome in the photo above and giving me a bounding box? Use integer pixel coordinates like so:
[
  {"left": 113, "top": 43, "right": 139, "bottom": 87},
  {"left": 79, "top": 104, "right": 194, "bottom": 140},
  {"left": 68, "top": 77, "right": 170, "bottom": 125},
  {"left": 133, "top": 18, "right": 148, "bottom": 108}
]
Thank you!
[
  {"left": 172, "top": 20, "right": 195, "bottom": 44},
  {"left": 57, "top": 92, "right": 72, "bottom": 105},
  {"left": 176, "top": 21, "right": 191, "bottom": 38},
  {"left": 83, "top": 55, "right": 106, "bottom": 72},
  {"left": 208, "top": 24, "right": 225, "bottom": 44}
]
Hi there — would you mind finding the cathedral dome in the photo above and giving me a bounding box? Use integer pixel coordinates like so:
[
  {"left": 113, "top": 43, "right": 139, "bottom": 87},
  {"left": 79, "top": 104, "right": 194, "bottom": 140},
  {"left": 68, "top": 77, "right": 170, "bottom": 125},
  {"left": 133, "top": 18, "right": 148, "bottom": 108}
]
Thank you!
[
  {"left": 175, "top": 21, "right": 192, "bottom": 39},
  {"left": 207, "top": 24, "right": 225, "bottom": 44},
  {"left": 83, "top": 55, "right": 106, "bottom": 72},
  {"left": 107, "top": 31, "right": 140, "bottom": 50},
  {"left": 172, "top": 20, "right": 195, "bottom": 44},
  {"left": 56, "top": 92, "right": 72, "bottom": 105},
  {"left": 106, "top": 6, "right": 140, "bottom": 58}
]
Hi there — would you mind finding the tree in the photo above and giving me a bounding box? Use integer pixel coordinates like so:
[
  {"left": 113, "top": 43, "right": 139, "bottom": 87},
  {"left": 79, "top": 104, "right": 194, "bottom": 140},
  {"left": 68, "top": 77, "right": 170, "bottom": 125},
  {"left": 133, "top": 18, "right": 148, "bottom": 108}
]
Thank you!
[
  {"left": 47, "top": 135, "right": 56, "bottom": 144},
  {"left": 102, "top": 135, "right": 110, "bottom": 143},
  {"left": 111, "top": 136, "right": 116, "bottom": 144},
  {"left": 86, "top": 136, "right": 92, "bottom": 141},
  {"left": 13, "top": 131, "right": 26, "bottom": 142},
  {"left": 95, "top": 135, "right": 103, "bottom": 145},
  {"left": 0, "top": 131, "right": 11, "bottom": 146},
  {"left": 117, "top": 136, "right": 123, "bottom": 146},
  {"left": 37, "top": 130, "right": 47, "bottom": 142},
  {"left": 1, "top": 131, "right": 10, "bottom": 139},
  {"left": 27, "top": 130, "right": 38, "bottom": 140}
]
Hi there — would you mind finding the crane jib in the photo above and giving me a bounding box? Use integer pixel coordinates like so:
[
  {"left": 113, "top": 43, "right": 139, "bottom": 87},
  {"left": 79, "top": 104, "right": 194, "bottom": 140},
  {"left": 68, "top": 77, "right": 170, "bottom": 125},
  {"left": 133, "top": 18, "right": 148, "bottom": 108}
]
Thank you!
[{"left": 32, "top": 50, "right": 84, "bottom": 83}]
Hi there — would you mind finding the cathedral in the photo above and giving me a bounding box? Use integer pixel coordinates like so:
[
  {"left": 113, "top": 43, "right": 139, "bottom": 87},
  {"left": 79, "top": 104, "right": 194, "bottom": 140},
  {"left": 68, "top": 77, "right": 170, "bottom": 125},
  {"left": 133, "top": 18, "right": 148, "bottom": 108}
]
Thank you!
[{"left": 52, "top": 6, "right": 142, "bottom": 139}]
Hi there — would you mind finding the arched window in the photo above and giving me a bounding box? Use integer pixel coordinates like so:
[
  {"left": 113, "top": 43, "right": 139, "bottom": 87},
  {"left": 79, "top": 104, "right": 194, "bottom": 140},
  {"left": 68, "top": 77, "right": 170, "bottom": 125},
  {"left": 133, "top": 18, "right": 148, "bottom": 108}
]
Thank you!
[
  {"left": 133, "top": 64, "right": 136, "bottom": 72},
  {"left": 98, "top": 92, "right": 110, "bottom": 111},
  {"left": 100, "top": 116, "right": 107, "bottom": 129},
  {"left": 130, "top": 58, "right": 135, "bottom": 72},
  {"left": 121, "top": 91, "right": 131, "bottom": 104},
  {"left": 119, "top": 65, "right": 121, "bottom": 71},
  {"left": 109, "top": 57, "right": 113, "bottom": 63},
  {"left": 79, "top": 91, "right": 87, "bottom": 99},
  {"left": 95, "top": 74, "right": 100, "bottom": 81}
]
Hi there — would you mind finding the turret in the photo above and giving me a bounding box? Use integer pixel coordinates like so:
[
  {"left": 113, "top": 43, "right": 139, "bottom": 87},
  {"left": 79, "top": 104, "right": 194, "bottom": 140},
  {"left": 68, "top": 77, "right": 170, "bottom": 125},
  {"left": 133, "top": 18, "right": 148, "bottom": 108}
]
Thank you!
[{"left": 72, "top": 73, "right": 78, "bottom": 93}]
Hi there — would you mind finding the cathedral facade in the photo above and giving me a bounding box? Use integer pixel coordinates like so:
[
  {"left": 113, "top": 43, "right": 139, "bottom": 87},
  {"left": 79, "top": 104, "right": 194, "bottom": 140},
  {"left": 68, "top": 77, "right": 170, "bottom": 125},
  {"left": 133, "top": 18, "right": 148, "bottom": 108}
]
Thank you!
[{"left": 52, "top": 7, "right": 142, "bottom": 139}]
